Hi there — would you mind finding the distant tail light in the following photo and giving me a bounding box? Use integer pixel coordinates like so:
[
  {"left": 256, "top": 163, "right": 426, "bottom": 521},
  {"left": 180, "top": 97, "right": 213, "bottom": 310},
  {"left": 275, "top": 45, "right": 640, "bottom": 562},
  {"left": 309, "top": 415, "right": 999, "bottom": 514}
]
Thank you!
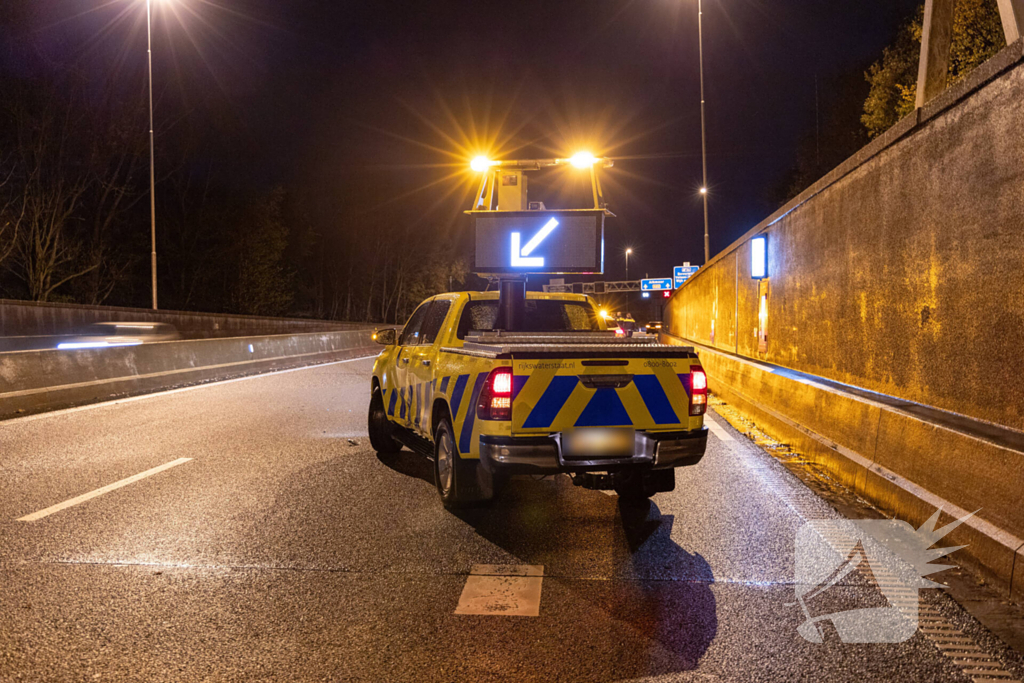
[
  {"left": 688, "top": 365, "right": 707, "bottom": 416},
  {"left": 477, "top": 367, "right": 513, "bottom": 420}
]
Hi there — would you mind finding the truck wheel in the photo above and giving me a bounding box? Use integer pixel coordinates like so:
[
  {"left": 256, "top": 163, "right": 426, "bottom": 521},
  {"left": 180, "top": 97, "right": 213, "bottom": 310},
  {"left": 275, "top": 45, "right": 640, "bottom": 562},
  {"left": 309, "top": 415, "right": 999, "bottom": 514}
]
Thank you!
[
  {"left": 368, "top": 386, "right": 401, "bottom": 454},
  {"left": 434, "top": 416, "right": 494, "bottom": 509}
]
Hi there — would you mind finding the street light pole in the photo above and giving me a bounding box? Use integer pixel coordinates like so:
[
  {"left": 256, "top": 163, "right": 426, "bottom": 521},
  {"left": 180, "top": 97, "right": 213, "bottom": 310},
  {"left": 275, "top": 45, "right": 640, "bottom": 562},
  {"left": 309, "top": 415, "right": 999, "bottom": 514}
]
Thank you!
[
  {"left": 146, "top": 0, "right": 158, "bottom": 309},
  {"left": 625, "top": 248, "right": 632, "bottom": 316},
  {"left": 697, "top": 0, "right": 710, "bottom": 264}
]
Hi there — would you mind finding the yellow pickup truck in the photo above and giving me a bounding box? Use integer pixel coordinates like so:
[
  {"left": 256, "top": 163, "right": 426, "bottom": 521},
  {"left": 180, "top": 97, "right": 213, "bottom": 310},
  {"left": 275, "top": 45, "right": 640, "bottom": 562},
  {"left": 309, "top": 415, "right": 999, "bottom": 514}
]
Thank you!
[{"left": 368, "top": 291, "right": 708, "bottom": 509}]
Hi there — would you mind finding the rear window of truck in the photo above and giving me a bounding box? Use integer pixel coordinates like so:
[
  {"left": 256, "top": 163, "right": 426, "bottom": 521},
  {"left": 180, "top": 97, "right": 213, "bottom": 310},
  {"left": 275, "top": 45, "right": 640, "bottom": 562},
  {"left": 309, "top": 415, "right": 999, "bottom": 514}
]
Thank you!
[{"left": 456, "top": 299, "right": 600, "bottom": 339}]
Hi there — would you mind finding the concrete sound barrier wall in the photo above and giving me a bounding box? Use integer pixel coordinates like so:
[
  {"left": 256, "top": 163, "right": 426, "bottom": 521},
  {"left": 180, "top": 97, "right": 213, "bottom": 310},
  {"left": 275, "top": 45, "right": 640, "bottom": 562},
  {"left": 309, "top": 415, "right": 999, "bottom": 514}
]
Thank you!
[
  {"left": 672, "top": 338, "right": 1024, "bottom": 601},
  {"left": 664, "top": 41, "right": 1024, "bottom": 597}
]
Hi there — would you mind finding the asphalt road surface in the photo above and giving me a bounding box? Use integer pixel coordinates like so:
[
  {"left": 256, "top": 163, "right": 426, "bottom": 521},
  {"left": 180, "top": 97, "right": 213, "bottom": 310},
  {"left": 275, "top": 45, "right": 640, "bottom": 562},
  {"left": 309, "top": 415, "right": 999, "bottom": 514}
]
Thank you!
[{"left": 1, "top": 357, "right": 1021, "bottom": 682}]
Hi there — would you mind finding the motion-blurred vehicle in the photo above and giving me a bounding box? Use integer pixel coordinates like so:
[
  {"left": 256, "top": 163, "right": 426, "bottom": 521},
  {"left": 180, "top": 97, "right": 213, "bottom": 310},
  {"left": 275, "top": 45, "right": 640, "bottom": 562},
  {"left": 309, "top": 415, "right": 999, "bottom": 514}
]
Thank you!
[
  {"left": 57, "top": 322, "right": 181, "bottom": 350},
  {"left": 369, "top": 292, "right": 707, "bottom": 509},
  {"left": 645, "top": 320, "right": 662, "bottom": 334},
  {"left": 611, "top": 315, "right": 636, "bottom": 338}
]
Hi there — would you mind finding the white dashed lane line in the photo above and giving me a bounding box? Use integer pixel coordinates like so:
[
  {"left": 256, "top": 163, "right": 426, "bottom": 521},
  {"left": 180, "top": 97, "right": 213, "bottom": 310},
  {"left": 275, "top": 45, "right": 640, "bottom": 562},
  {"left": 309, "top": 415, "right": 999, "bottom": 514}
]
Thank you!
[
  {"left": 16, "top": 457, "right": 193, "bottom": 522},
  {"left": 705, "top": 414, "right": 735, "bottom": 442},
  {"left": 455, "top": 564, "right": 544, "bottom": 617}
]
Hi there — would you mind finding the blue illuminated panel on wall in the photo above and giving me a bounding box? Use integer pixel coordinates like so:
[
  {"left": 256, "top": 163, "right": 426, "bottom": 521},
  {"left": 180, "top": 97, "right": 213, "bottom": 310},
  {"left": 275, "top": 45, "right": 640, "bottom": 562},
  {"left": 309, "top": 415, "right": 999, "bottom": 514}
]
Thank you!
[{"left": 751, "top": 235, "right": 767, "bottom": 279}]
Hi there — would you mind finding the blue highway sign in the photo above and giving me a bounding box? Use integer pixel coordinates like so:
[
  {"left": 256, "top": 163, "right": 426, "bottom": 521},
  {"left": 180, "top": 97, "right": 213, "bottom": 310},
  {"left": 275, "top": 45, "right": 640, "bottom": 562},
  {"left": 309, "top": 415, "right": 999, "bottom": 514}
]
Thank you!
[
  {"left": 674, "top": 264, "right": 700, "bottom": 287},
  {"left": 641, "top": 278, "right": 674, "bottom": 291}
]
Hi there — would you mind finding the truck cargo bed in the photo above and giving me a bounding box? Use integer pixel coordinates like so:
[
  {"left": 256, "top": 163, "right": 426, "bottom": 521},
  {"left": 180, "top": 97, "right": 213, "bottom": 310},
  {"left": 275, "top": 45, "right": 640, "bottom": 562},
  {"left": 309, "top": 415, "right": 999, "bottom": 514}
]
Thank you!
[{"left": 443, "top": 331, "right": 696, "bottom": 359}]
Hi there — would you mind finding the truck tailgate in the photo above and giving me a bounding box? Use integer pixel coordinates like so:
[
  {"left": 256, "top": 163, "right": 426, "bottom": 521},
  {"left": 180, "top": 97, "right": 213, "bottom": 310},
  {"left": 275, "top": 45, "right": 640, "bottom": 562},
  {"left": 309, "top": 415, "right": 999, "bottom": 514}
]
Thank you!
[{"left": 511, "top": 354, "right": 700, "bottom": 435}]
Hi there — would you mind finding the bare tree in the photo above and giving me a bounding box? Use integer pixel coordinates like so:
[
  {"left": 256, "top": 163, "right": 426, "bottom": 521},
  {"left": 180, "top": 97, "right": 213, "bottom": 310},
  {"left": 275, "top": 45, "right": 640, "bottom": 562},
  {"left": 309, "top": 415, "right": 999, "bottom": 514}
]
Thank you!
[
  {"left": 0, "top": 161, "right": 20, "bottom": 269},
  {"left": 9, "top": 161, "right": 94, "bottom": 302},
  {"left": 80, "top": 97, "right": 148, "bottom": 304},
  {"left": 0, "top": 81, "right": 110, "bottom": 301},
  {"left": 5, "top": 95, "right": 97, "bottom": 301}
]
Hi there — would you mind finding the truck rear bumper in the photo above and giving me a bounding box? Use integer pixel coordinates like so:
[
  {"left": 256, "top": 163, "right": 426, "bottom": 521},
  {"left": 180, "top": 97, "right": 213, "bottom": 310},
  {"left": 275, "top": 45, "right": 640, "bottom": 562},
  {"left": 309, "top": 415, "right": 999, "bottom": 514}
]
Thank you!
[{"left": 479, "top": 428, "right": 707, "bottom": 475}]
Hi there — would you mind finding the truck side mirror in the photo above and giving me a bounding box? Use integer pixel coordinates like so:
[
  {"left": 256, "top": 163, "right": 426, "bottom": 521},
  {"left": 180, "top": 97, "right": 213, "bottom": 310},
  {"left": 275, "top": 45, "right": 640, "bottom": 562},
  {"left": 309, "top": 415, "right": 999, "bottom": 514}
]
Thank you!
[{"left": 373, "top": 328, "right": 396, "bottom": 345}]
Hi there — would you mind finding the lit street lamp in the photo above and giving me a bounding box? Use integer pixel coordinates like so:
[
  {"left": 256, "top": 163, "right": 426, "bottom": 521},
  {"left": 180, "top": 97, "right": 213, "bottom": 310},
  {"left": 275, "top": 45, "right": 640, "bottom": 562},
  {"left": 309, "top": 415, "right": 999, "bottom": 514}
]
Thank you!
[{"left": 146, "top": 0, "right": 158, "bottom": 309}]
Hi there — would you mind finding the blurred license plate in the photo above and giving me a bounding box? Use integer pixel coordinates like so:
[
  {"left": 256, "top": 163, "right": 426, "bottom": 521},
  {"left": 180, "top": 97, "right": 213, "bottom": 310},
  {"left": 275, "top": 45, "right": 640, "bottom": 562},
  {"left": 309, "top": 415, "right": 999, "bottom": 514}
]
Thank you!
[{"left": 562, "top": 428, "right": 635, "bottom": 458}]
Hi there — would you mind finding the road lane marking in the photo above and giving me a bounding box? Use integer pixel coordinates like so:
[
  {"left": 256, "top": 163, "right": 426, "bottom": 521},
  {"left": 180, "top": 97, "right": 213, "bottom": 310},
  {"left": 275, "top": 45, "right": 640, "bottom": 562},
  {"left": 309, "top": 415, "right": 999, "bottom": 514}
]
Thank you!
[
  {"left": 17, "top": 458, "right": 193, "bottom": 522},
  {"left": 455, "top": 564, "right": 543, "bottom": 617},
  {"left": 1, "top": 355, "right": 377, "bottom": 426},
  {"left": 705, "top": 414, "right": 735, "bottom": 442}
]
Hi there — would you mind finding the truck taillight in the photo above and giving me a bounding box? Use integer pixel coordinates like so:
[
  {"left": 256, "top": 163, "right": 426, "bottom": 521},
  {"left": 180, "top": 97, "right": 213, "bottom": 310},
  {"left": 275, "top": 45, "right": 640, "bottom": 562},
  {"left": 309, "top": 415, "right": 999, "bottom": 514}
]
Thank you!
[
  {"left": 689, "top": 365, "right": 707, "bottom": 416},
  {"left": 492, "top": 369, "right": 512, "bottom": 395},
  {"left": 477, "top": 367, "right": 513, "bottom": 420}
]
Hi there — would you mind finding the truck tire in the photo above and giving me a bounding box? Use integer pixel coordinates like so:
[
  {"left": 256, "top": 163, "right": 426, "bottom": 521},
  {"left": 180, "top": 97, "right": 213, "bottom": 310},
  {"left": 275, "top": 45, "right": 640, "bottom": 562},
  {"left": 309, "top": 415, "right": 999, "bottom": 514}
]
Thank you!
[
  {"left": 434, "top": 416, "right": 494, "bottom": 509},
  {"left": 614, "top": 468, "right": 675, "bottom": 503},
  {"left": 368, "top": 386, "right": 401, "bottom": 455}
]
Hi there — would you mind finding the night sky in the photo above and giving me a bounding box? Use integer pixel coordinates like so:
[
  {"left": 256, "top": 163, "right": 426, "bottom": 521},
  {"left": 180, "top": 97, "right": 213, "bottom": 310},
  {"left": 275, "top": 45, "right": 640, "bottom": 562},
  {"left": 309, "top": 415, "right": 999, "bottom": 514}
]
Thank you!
[{"left": 2, "top": 0, "right": 918, "bottom": 283}]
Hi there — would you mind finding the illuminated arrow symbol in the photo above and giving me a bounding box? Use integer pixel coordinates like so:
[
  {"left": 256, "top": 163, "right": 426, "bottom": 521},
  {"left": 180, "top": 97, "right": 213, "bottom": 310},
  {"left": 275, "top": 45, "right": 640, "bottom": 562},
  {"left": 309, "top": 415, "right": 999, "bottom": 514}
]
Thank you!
[{"left": 511, "top": 218, "right": 559, "bottom": 268}]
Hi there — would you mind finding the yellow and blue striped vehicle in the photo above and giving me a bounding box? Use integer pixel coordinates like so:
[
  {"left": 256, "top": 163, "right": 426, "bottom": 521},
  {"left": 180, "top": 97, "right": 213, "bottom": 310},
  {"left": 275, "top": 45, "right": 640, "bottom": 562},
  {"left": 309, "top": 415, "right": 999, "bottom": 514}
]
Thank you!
[{"left": 368, "top": 291, "right": 708, "bottom": 509}]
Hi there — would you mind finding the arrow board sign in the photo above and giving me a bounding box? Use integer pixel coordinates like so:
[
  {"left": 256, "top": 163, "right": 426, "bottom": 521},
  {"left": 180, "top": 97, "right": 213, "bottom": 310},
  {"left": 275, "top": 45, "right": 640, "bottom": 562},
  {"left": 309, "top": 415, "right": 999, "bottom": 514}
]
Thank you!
[
  {"left": 472, "top": 210, "right": 605, "bottom": 275},
  {"left": 510, "top": 218, "right": 558, "bottom": 267}
]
